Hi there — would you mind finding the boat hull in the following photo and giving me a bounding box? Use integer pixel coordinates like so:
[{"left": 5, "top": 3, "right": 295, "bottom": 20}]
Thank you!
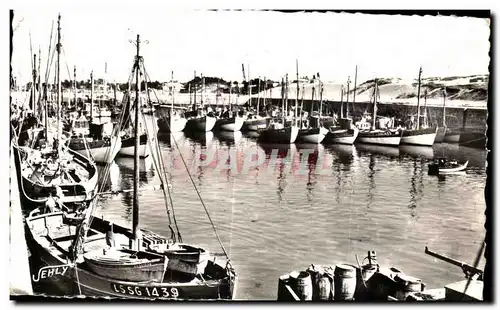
[
  {"left": 357, "top": 130, "right": 402, "bottom": 146},
  {"left": 157, "top": 117, "right": 188, "bottom": 133},
  {"left": 12, "top": 145, "right": 98, "bottom": 207},
  {"left": 296, "top": 127, "right": 329, "bottom": 144},
  {"left": 400, "top": 127, "right": 438, "bottom": 146},
  {"left": 24, "top": 212, "right": 236, "bottom": 300},
  {"left": 443, "top": 130, "right": 461, "bottom": 143},
  {"left": 324, "top": 127, "right": 359, "bottom": 145},
  {"left": 119, "top": 134, "right": 150, "bottom": 158},
  {"left": 434, "top": 127, "right": 447, "bottom": 143},
  {"left": 70, "top": 136, "right": 122, "bottom": 164},
  {"left": 186, "top": 116, "right": 217, "bottom": 132},
  {"left": 257, "top": 126, "right": 299, "bottom": 144},
  {"left": 216, "top": 117, "right": 245, "bottom": 132},
  {"left": 244, "top": 118, "right": 268, "bottom": 131}
]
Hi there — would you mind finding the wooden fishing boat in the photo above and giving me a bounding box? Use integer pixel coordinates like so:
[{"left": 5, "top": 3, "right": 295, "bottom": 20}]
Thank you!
[
  {"left": 120, "top": 134, "right": 150, "bottom": 158},
  {"left": 243, "top": 114, "right": 269, "bottom": 131},
  {"left": 257, "top": 124, "right": 299, "bottom": 144},
  {"left": 186, "top": 115, "right": 217, "bottom": 132},
  {"left": 401, "top": 127, "right": 438, "bottom": 146},
  {"left": 83, "top": 248, "right": 168, "bottom": 282},
  {"left": 296, "top": 127, "right": 329, "bottom": 144},
  {"left": 12, "top": 143, "right": 98, "bottom": 206},
  {"left": 157, "top": 113, "right": 187, "bottom": 133},
  {"left": 215, "top": 116, "right": 245, "bottom": 132},
  {"left": 428, "top": 158, "right": 468, "bottom": 175},
  {"left": 324, "top": 127, "right": 359, "bottom": 145},
  {"left": 357, "top": 130, "right": 402, "bottom": 146},
  {"left": 443, "top": 128, "right": 461, "bottom": 143},
  {"left": 434, "top": 126, "right": 447, "bottom": 143}
]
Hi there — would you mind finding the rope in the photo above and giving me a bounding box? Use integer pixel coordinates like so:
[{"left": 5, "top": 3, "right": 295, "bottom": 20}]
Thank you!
[
  {"left": 141, "top": 62, "right": 230, "bottom": 258},
  {"left": 139, "top": 59, "right": 181, "bottom": 242}
]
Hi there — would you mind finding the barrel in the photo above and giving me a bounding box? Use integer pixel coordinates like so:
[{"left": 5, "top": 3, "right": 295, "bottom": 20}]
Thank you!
[
  {"left": 394, "top": 274, "right": 423, "bottom": 300},
  {"left": 317, "top": 275, "right": 332, "bottom": 300},
  {"left": 355, "top": 264, "right": 377, "bottom": 300},
  {"left": 295, "top": 271, "right": 313, "bottom": 301},
  {"left": 334, "top": 264, "right": 357, "bottom": 300}
]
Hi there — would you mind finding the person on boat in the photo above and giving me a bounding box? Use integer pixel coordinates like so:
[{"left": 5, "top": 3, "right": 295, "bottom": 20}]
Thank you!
[
  {"left": 106, "top": 223, "right": 116, "bottom": 248},
  {"left": 44, "top": 193, "right": 59, "bottom": 213}
]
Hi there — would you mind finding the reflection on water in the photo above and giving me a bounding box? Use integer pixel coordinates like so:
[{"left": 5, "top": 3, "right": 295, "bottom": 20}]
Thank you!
[{"left": 96, "top": 136, "right": 487, "bottom": 300}]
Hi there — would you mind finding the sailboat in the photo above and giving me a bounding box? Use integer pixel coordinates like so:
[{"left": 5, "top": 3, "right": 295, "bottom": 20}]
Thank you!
[
  {"left": 296, "top": 67, "right": 328, "bottom": 144},
  {"left": 434, "top": 88, "right": 447, "bottom": 143},
  {"left": 12, "top": 15, "right": 98, "bottom": 208},
  {"left": 257, "top": 74, "right": 299, "bottom": 144},
  {"left": 243, "top": 70, "right": 269, "bottom": 131},
  {"left": 356, "top": 79, "right": 402, "bottom": 146},
  {"left": 214, "top": 78, "right": 245, "bottom": 132},
  {"left": 24, "top": 33, "right": 236, "bottom": 300},
  {"left": 118, "top": 91, "right": 151, "bottom": 158},
  {"left": 324, "top": 69, "right": 359, "bottom": 145},
  {"left": 400, "top": 67, "right": 438, "bottom": 146},
  {"left": 67, "top": 70, "right": 122, "bottom": 164},
  {"left": 185, "top": 73, "right": 217, "bottom": 132},
  {"left": 157, "top": 71, "right": 187, "bottom": 133}
]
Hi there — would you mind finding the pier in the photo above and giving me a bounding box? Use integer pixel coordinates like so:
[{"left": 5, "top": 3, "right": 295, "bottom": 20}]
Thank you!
[{"left": 9, "top": 147, "right": 33, "bottom": 296}]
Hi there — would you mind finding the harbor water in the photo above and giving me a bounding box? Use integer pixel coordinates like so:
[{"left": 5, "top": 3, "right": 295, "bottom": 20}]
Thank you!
[{"left": 91, "top": 126, "right": 487, "bottom": 300}]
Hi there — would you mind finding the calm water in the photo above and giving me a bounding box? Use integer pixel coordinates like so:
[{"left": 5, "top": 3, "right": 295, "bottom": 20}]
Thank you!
[{"left": 95, "top": 130, "right": 487, "bottom": 300}]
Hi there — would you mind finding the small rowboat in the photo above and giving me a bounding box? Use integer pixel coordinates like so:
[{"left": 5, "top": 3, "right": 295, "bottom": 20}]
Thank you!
[{"left": 428, "top": 159, "right": 468, "bottom": 175}]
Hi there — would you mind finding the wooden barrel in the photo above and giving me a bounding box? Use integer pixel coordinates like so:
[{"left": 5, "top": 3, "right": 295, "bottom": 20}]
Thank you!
[
  {"left": 394, "top": 274, "right": 423, "bottom": 300},
  {"left": 317, "top": 275, "right": 332, "bottom": 300},
  {"left": 334, "top": 264, "right": 357, "bottom": 300},
  {"left": 295, "top": 271, "right": 313, "bottom": 301}
]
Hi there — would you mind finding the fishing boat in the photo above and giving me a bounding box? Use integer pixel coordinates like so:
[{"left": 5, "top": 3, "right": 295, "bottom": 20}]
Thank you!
[
  {"left": 356, "top": 79, "right": 402, "bottom": 146},
  {"left": 185, "top": 73, "right": 217, "bottom": 132},
  {"left": 400, "top": 68, "right": 437, "bottom": 146},
  {"left": 243, "top": 74, "right": 270, "bottom": 131},
  {"left": 215, "top": 115, "right": 245, "bottom": 132},
  {"left": 325, "top": 127, "right": 359, "bottom": 145},
  {"left": 156, "top": 72, "right": 188, "bottom": 133},
  {"left": 443, "top": 128, "right": 461, "bottom": 143},
  {"left": 297, "top": 77, "right": 328, "bottom": 144},
  {"left": 434, "top": 88, "right": 448, "bottom": 143},
  {"left": 118, "top": 93, "right": 151, "bottom": 158},
  {"left": 428, "top": 158, "right": 468, "bottom": 175},
  {"left": 24, "top": 32, "right": 236, "bottom": 300},
  {"left": 11, "top": 16, "right": 98, "bottom": 208},
  {"left": 257, "top": 75, "right": 299, "bottom": 144}
]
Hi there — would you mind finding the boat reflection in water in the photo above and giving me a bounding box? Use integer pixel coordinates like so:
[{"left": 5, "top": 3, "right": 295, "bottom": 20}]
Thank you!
[
  {"left": 157, "top": 131, "right": 187, "bottom": 147},
  {"left": 399, "top": 145, "right": 435, "bottom": 160},
  {"left": 324, "top": 144, "right": 356, "bottom": 168},
  {"left": 243, "top": 131, "right": 261, "bottom": 139},
  {"left": 185, "top": 130, "right": 214, "bottom": 147},
  {"left": 215, "top": 130, "right": 243, "bottom": 146},
  {"left": 355, "top": 143, "right": 400, "bottom": 158}
]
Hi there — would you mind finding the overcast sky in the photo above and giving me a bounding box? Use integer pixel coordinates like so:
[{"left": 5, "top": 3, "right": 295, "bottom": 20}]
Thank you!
[{"left": 11, "top": 9, "right": 491, "bottom": 85}]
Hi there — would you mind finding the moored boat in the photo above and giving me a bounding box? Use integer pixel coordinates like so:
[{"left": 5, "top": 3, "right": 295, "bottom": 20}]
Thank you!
[
  {"left": 186, "top": 115, "right": 217, "bottom": 132},
  {"left": 243, "top": 114, "right": 269, "bottom": 131},
  {"left": 428, "top": 158, "right": 468, "bottom": 175},
  {"left": 324, "top": 127, "right": 359, "bottom": 145},
  {"left": 296, "top": 127, "right": 329, "bottom": 144},
  {"left": 257, "top": 123, "right": 299, "bottom": 144},
  {"left": 400, "top": 127, "right": 438, "bottom": 146},
  {"left": 443, "top": 129, "right": 461, "bottom": 143},
  {"left": 215, "top": 116, "right": 245, "bottom": 132},
  {"left": 119, "top": 134, "right": 150, "bottom": 158},
  {"left": 357, "top": 130, "right": 402, "bottom": 146},
  {"left": 434, "top": 126, "right": 447, "bottom": 143}
]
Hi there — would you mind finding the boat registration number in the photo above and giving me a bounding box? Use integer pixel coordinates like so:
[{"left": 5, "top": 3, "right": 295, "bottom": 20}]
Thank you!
[{"left": 111, "top": 283, "right": 180, "bottom": 299}]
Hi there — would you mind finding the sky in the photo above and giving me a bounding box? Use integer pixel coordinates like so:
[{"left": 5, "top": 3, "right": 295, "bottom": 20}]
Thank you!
[{"left": 10, "top": 9, "right": 491, "bottom": 85}]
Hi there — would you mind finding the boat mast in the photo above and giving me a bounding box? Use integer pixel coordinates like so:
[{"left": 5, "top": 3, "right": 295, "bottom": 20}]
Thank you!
[
  {"left": 73, "top": 65, "right": 77, "bottom": 109},
  {"left": 319, "top": 79, "right": 323, "bottom": 121},
  {"left": 295, "top": 59, "right": 299, "bottom": 127},
  {"left": 372, "top": 79, "right": 378, "bottom": 130},
  {"left": 90, "top": 71, "right": 94, "bottom": 120},
  {"left": 193, "top": 70, "right": 196, "bottom": 107},
  {"left": 171, "top": 71, "right": 174, "bottom": 111},
  {"left": 353, "top": 65, "right": 358, "bottom": 105},
  {"left": 56, "top": 14, "right": 62, "bottom": 153},
  {"left": 346, "top": 76, "right": 351, "bottom": 118},
  {"left": 340, "top": 85, "right": 344, "bottom": 119},
  {"left": 423, "top": 89, "right": 428, "bottom": 128},
  {"left": 310, "top": 81, "right": 315, "bottom": 129},
  {"left": 285, "top": 74, "right": 289, "bottom": 121},
  {"left": 300, "top": 84, "right": 304, "bottom": 129},
  {"left": 416, "top": 66, "right": 422, "bottom": 130},
  {"left": 132, "top": 34, "right": 141, "bottom": 249},
  {"left": 442, "top": 87, "right": 447, "bottom": 127},
  {"left": 281, "top": 77, "right": 285, "bottom": 125}
]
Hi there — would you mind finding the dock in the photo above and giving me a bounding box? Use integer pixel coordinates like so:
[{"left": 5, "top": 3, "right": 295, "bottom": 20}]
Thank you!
[{"left": 9, "top": 147, "right": 34, "bottom": 296}]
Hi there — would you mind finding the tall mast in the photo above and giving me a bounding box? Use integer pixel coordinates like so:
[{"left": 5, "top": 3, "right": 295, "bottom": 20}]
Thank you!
[
  {"left": 281, "top": 77, "right": 285, "bottom": 124},
  {"left": 73, "top": 65, "right": 77, "bottom": 109},
  {"left": 32, "top": 54, "right": 37, "bottom": 115},
  {"left": 346, "top": 76, "right": 351, "bottom": 118},
  {"left": 132, "top": 34, "right": 141, "bottom": 248},
  {"left": 319, "top": 80, "right": 323, "bottom": 120},
  {"left": 171, "top": 70, "right": 174, "bottom": 111},
  {"left": 310, "top": 82, "right": 315, "bottom": 129},
  {"left": 256, "top": 77, "right": 260, "bottom": 114},
  {"left": 201, "top": 73, "right": 204, "bottom": 105},
  {"left": 299, "top": 84, "right": 304, "bottom": 129},
  {"left": 90, "top": 71, "right": 94, "bottom": 119},
  {"left": 442, "top": 87, "right": 447, "bottom": 127},
  {"left": 423, "top": 89, "right": 428, "bottom": 128},
  {"left": 193, "top": 70, "right": 196, "bottom": 106},
  {"left": 340, "top": 85, "right": 344, "bottom": 119},
  {"left": 56, "top": 14, "right": 62, "bottom": 153},
  {"left": 295, "top": 60, "right": 299, "bottom": 127},
  {"left": 416, "top": 66, "right": 422, "bottom": 130},
  {"left": 353, "top": 65, "right": 358, "bottom": 106},
  {"left": 285, "top": 74, "right": 289, "bottom": 120},
  {"left": 372, "top": 79, "right": 378, "bottom": 130}
]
